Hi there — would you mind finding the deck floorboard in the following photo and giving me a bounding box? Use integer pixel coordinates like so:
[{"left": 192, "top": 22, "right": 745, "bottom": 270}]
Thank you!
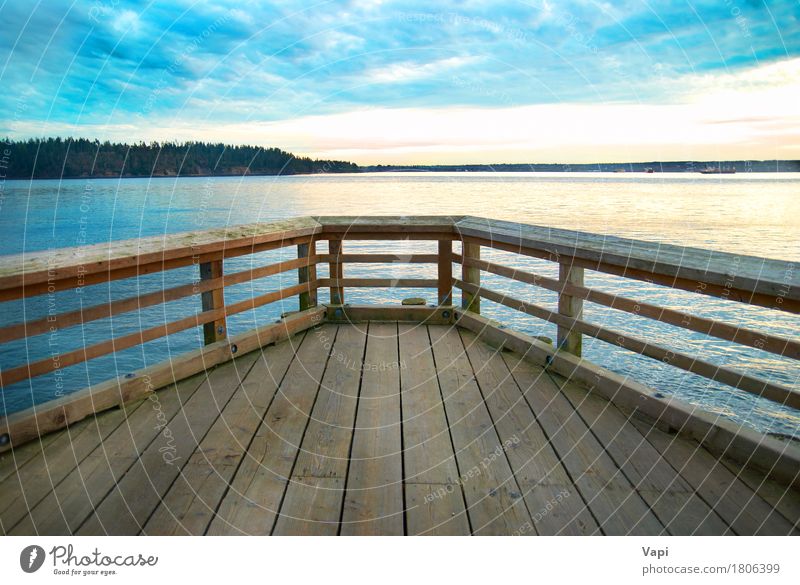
[{"left": 1, "top": 321, "right": 797, "bottom": 536}]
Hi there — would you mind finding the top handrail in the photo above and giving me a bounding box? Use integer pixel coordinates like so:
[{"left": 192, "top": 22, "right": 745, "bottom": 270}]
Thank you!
[
  {"left": 0, "top": 215, "right": 796, "bottom": 310},
  {"left": 454, "top": 217, "right": 799, "bottom": 312}
]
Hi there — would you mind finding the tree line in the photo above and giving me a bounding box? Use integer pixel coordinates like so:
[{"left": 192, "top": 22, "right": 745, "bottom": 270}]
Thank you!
[{"left": 0, "top": 137, "right": 359, "bottom": 179}]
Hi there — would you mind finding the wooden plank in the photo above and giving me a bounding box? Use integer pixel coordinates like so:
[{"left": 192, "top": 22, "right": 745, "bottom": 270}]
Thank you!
[
  {"left": 8, "top": 372, "right": 209, "bottom": 535},
  {"left": 0, "top": 279, "right": 318, "bottom": 388},
  {"left": 319, "top": 231, "right": 455, "bottom": 241},
  {"left": 0, "top": 306, "right": 225, "bottom": 387},
  {"left": 456, "top": 281, "right": 800, "bottom": 410},
  {"left": 454, "top": 309, "right": 800, "bottom": 489},
  {"left": 455, "top": 216, "right": 800, "bottom": 310},
  {"left": 0, "top": 430, "right": 65, "bottom": 484},
  {"left": 74, "top": 352, "right": 262, "bottom": 535},
  {"left": 341, "top": 323, "right": 404, "bottom": 535},
  {"left": 630, "top": 418, "right": 799, "bottom": 535},
  {"left": 206, "top": 324, "right": 334, "bottom": 535},
  {"left": 458, "top": 329, "right": 600, "bottom": 535},
  {"left": 464, "top": 234, "right": 799, "bottom": 314},
  {"left": 0, "top": 217, "right": 322, "bottom": 290},
  {"left": 0, "top": 236, "right": 317, "bottom": 303},
  {"left": 405, "top": 484, "right": 471, "bottom": 535},
  {"left": 316, "top": 216, "right": 460, "bottom": 234},
  {"left": 317, "top": 253, "right": 438, "bottom": 263},
  {"left": 200, "top": 260, "right": 227, "bottom": 344},
  {"left": 142, "top": 335, "right": 302, "bottom": 535},
  {"left": 0, "top": 404, "right": 141, "bottom": 533},
  {"left": 398, "top": 323, "right": 469, "bottom": 535},
  {"left": 428, "top": 325, "right": 531, "bottom": 535},
  {"left": 501, "top": 350, "right": 665, "bottom": 535},
  {"left": 273, "top": 325, "right": 367, "bottom": 535},
  {"left": 459, "top": 255, "right": 799, "bottom": 359},
  {"left": 555, "top": 375, "right": 732, "bottom": 535},
  {"left": 297, "top": 241, "right": 317, "bottom": 309},
  {"left": 317, "top": 278, "right": 437, "bottom": 288},
  {"left": 437, "top": 240, "right": 453, "bottom": 306},
  {"left": 0, "top": 255, "right": 317, "bottom": 343},
  {"left": 557, "top": 262, "right": 583, "bottom": 356},
  {"left": 325, "top": 305, "right": 453, "bottom": 324},
  {"left": 0, "top": 307, "right": 325, "bottom": 452},
  {"left": 461, "top": 242, "right": 480, "bottom": 313},
  {"left": 718, "top": 457, "right": 800, "bottom": 529},
  {"left": 328, "top": 239, "right": 344, "bottom": 305},
  {"left": 273, "top": 476, "right": 344, "bottom": 535}
]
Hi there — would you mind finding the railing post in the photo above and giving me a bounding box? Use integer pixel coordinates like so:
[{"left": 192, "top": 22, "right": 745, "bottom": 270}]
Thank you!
[
  {"left": 328, "top": 238, "right": 344, "bottom": 305},
  {"left": 200, "top": 259, "right": 227, "bottom": 345},
  {"left": 438, "top": 239, "right": 453, "bottom": 306},
  {"left": 461, "top": 241, "right": 480, "bottom": 313},
  {"left": 557, "top": 261, "right": 584, "bottom": 356},
  {"left": 297, "top": 240, "right": 317, "bottom": 310}
]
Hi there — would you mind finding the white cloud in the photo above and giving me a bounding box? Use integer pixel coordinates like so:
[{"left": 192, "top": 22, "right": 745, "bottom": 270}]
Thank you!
[
  {"left": 10, "top": 59, "right": 799, "bottom": 165},
  {"left": 365, "top": 56, "right": 478, "bottom": 84}
]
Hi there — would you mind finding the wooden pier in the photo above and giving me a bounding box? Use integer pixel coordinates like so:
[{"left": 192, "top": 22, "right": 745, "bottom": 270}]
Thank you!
[{"left": 0, "top": 216, "right": 798, "bottom": 535}]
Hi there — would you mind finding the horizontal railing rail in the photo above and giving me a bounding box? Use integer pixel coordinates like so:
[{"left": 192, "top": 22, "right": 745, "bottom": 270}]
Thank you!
[{"left": 0, "top": 215, "right": 797, "bottom": 450}]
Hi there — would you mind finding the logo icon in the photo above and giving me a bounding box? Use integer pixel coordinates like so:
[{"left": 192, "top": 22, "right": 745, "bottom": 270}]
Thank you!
[{"left": 20, "top": 545, "right": 45, "bottom": 573}]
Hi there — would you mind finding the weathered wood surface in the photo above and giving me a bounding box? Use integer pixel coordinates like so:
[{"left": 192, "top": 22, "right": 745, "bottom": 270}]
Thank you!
[
  {"left": 341, "top": 323, "right": 404, "bottom": 535},
  {"left": 455, "top": 308, "right": 800, "bottom": 489},
  {"left": 454, "top": 281, "right": 800, "bottom": 409},
  {"left": 429, "top": 325, "right": 530, "bottom": 535},
  {"left": 458, "top": 255, "right": 799, "bottom": 359},
  {"left": 1, "top": 321, "right": 797, "bottom": 535},
  {"left": 316, "top": 216, "right": 461, "bottom": 234},
  {"left": 556, "top": 262, "right": 583, "bottom": 355},
  {"left": 7, "top": 373, "right": 209, "bottom": 534},
  {"left": 0, "top": 307, "right": 325, "bottom": 452},
  {"left": 0, "top": 217, "right": 322, "bottom": 288},
  {"left": 398, "top": 323, "right": 469, "bottom": 535},
  {"left": 325, "top": 304, "right": 453, "bottom": 324},
  {"left": 207, "top": 327, "right": 331, "bottom": 535},
  {"left": 273, "top": 325, "right": 366, "bottom": 535},
  {"left": 317, "top": 277, "right": 437, "bottom": 289},
  {"left": 200, "top": 259, "right": 227, "bottom": 344},
  {"left": 455, "top": 216, "right": 799, "bottom": 311}
]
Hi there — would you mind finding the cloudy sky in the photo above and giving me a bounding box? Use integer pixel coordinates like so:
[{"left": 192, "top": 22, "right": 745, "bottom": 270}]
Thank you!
[{"left": 1, "top": 0, "right": 798, "bottom": 164}]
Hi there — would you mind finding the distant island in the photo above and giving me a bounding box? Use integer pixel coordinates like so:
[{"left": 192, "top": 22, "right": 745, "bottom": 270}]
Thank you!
[
  {"left": 364, "top": 161, "right": 800, "bottom": 173},
  {"left": 1, "top": 137, "right": 798, "bottom": 179},
  {"left": 0, "top": 137, "right": 358, "bottom": 179}
]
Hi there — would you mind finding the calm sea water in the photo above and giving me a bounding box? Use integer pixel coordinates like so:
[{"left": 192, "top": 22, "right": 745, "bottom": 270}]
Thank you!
[{"left": 0, "top": 172, "right": 798, "bottom": 437}]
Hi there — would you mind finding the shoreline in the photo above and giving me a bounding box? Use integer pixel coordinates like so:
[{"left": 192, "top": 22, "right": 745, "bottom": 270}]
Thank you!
[{"left": 6, "top": 168, "right": 800, "bottom": 181}]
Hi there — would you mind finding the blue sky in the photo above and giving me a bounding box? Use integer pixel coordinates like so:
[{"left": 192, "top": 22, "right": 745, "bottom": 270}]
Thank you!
[{"left": 1, "top": 0, "right": 799, "bottom": 163}]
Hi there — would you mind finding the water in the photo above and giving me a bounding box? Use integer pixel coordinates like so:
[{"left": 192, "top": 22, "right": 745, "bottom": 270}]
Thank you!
[{"left": 0, "top": 172, "right": 798, "bottom": 437}]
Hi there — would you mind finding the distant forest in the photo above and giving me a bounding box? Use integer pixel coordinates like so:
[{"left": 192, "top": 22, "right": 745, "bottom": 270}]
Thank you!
[
  {"left": 2, "top": 137, "right": 797, "bottom": 179},
  {"left": 0, "top": 137, "right": 359, "bottom": 179}
]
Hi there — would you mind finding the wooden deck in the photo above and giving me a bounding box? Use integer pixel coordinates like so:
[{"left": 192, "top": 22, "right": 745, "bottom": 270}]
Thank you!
[{"left": 1, "top": 321, "right": 798, "bottom": 536}]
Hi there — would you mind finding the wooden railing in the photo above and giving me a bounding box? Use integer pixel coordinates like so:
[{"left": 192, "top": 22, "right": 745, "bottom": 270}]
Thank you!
[{"left": 0, "top": 215, "right": 798, "bottom": 450}]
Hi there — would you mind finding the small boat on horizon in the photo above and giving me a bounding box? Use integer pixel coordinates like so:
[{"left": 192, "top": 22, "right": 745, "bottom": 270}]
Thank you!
[{"left": 700, "top": 166, "right": 736, "bottom": 174}]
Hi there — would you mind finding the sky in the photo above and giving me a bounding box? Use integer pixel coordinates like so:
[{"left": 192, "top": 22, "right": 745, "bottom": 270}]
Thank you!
[{"left": 1, "top": 0, "right": 799, "bottom": 164}]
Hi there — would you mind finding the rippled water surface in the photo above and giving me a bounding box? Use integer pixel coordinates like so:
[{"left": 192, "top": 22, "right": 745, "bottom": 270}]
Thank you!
[{"left": 1, "top": 172, "right": 798, "bottom": 436}]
